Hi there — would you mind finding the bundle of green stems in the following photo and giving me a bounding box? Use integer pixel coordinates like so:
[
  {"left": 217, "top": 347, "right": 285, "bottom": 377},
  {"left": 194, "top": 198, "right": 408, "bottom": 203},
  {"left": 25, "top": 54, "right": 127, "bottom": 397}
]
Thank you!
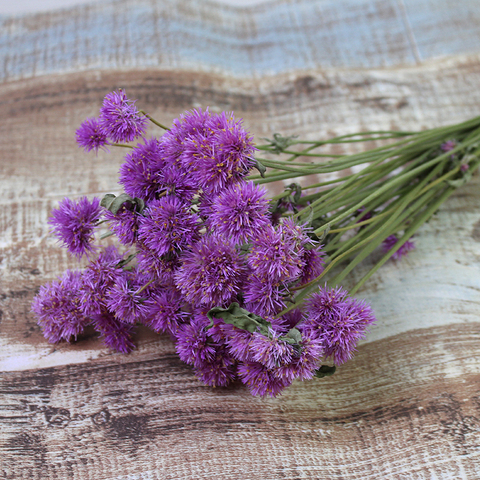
[{"left": 250, "top": 116, "right": 480, "bottom": 315}]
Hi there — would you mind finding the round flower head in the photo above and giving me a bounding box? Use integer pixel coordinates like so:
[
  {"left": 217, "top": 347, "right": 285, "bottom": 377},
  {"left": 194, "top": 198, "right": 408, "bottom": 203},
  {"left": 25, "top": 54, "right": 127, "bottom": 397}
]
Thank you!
[
  {"left": 138, "top": 196, "right": 200, "bottom": 257},
  {"left": 382, "top": 235, "right": 415, "bottom": 260},
  {"left": 32, "top": 270, "right": 88, "bottom": 343},
  {"left": 144, "top": 287, "right": 188, "bottom": 336},
  {"left": 210, "top": 181, "right": 270, "bottom": 244},
  {"left": 106, "top": 274, "right": 150, "bottom": 324},
  {"left": 250, "top": 329, "right": 294, "bottom": 370},
  {"left": 105, "top": 203, "right": 140, "bottom": 246},
  {"left": 302, "top": 286, "right": 376, "bottom": 365},
  {"left": 91, "top": 312, "right": 135, "bottom": 354},
  {"left": 175, "top": 235, "right": 247, "bottom": 308},
  {"left": 158, "top": 165, "right": 198, "bottom": 203},
  {"left": 297, "top": 248, "right": 325, "bottom": 285},
  {"left": 119, "top": 138, "right": 166, "bottom": 201},
  {"left": 181, "top": 111, "right": 256, "bottom": 194},
  {"left": 48, "top": 196, "right": 102, "bottom": 258},
  {"left": 237, "top": 361, "right": 291, "bottom": 397},
  {"left": 75, "top": 117, "right": 108, "bottom": 153},
  {"left": 193, "top": 345, "right": 237, "bottom": 388},
  {"left": 243, "top": 276, "right": 288, "bottom": 317},
  {"left": 136, "top": 246, "right": 180, "bottom": 285},
  {"left": 247, "top": 225, "right": 303, "bottom": 283},
  {"left": 80, "top": 246, "right": 125, "bottom": 315},
  {"left": 99, "top": 89, "right": 148, "bottom": 143}
]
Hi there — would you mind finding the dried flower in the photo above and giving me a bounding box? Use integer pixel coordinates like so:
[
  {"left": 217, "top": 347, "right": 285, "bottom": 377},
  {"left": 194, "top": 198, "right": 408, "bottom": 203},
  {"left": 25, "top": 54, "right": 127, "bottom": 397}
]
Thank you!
[{"left": 75, "top": 117, "right": 108, "bottom": 153}]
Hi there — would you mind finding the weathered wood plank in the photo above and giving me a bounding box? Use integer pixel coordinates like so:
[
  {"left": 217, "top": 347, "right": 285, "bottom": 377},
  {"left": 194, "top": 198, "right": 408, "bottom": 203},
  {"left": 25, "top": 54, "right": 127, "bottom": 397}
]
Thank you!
[
  {"left": 1, "top": 324, "right": 479, "bottom": 479},
  {"left": 5, "top": 0, "right": 480, "bottom": 82}
]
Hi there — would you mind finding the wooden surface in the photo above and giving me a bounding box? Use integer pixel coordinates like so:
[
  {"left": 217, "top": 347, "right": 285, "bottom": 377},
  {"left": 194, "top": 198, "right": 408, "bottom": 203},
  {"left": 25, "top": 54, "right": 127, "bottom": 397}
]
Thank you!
[{"left": 1, "top": 1, "right": 480, "bottom": 478}]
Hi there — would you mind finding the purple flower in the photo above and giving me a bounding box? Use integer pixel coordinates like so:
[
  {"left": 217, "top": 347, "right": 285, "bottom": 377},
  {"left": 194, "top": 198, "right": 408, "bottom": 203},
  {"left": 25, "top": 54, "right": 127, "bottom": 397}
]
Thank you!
[
  {"left": 32, "top": 270, "right": 88, "bottom": 343},
  {"left": 382, "top": 235, "right": 415, "bottom": 260},
  {"left": 237, "top": 361, "right": 291, "bottom": 397},
  {"left": 243, "top": 276, "right": 288, "bottom": 317},
  {"left": 247, "top": 225, "right": 303, "bottom": 283},
  {"left": 106, "top": 274, "right": 150, "bottom": 324},
  {"left": 302, "top": 286, "right": 376, "bottom": 365},
  {"left": 158, "top": 165, "right": 198, "bottom": 203},
  {"left": 136, "top": 246, "right": 180, "bottom": 285},
  {"left": 99, "top": 89, "right": 148, "bottom": 143},
  {"left": 75, "top": 117, "right": 108, "bottom": 153},
  {"left": 181, "top": 111, "right": 256, "bottom": 194},
  {"left": 105, "top": 203, "right": 140, "bottom": 245},
  {"left": 91, "top": 312, "right": 136, "bottom": 353},
  {"left": 250, "top": 329, "right": 294, "bottom": 369},
  {"left": 138, "top": 196, "right": 200, "bottom": 257},
  {"left": 144, "top": 287, "right": 188, "bottom": 336},
  {"left": 80, "top": 246, "right": 125, "bottom": 315},
  {"left": 210, "top": 181, "right": 271, "bottom": 244},
  {"left": 175, "top": 236, "right": 247, "bottom": 308},
  {"left": 441, "top": 140, "right": 456, "bottom": 152},
  {"left": 193, "top": 345, "right": 237, "bottom": 387},
  {"left": 48, "top": 196, "right": 102, "bottom": 258},
  {"left": 297, "top": 248, "right": 325, "bottom": 285},
  {"left": 175, "top": 314, "right": 216, "bottom": 367},
  {"left": 225, "top": 328, "right": 254, "bottom": 362},
  {"left": 119, "top": 138, "right": 166, "bottom": 201}
]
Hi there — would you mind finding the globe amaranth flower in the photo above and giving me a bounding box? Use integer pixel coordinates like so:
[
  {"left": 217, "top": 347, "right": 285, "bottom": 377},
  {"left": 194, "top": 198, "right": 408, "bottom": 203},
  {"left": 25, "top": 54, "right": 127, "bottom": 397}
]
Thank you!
[
  {"left": 382, "top": 235, "right": 415, "bottom": 260},
  {"left": 106, "top": 274, "right": 150, "bottom": 324},
  {"left": 144, "top": 287, "right": 188, "bottom": 336},
  {"left": 136, "top": 245, "right": 180, "bottom": 284},
  {"left": 210, "top": 181, "right": 271, "bottom": 244},
  {"left": 193, "top": 345, "right": 237, "bottom": 387},
  {"left": 32, "top": 270, "right": 88, "bottom": 343},
  {"left": 297, "top": 248, "right": 325, "bottom": 285},
  {"left": 138, "top": 196, "right": 200, "bottom": 257},
  {"left": 302, "top": 286, "right": 376, "bottom": 365},
  {"left": 247, "top": 225, "right": 303, "bottom": 283},
  {"left": 75, "top": 117, "right": 108, "bottom": 153},
  {"left": 91, "top": 312, "right": 135, "bottom": 353},
  {"left": 249, "top": 329, "right": 294, "bottom": 370},
  {"left": 181, "top": 111, "right": 256, "bottom": 194},
  {"left": 175, "top": 235, "right": 247, "bottom": 308},
  {"left": 243, "top": 276, "right": 288, "bottom": 317},
  {"left": 237, "top": 361, "right": 292, "bottom": 397},
  {"left": 119, "top": 138, "right": 166, "bottom": 201},
  {"left": 99, "top": 89, "right": 148, "bottom": 143},
  {"left": 80, "top": 246, "right": 125, "bottom": 315},
  {"left": 48, "top": 196, "right": 102, "bottom": 258},
  {"left": 105, "top": 203, "right": 140, "bottom": 245}
]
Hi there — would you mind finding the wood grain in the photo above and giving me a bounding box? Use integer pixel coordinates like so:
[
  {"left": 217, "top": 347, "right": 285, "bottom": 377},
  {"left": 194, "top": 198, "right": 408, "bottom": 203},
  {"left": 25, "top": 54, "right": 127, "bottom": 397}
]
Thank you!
[{"left": 1, "top": 0, "right": 480, "bottom": 477}]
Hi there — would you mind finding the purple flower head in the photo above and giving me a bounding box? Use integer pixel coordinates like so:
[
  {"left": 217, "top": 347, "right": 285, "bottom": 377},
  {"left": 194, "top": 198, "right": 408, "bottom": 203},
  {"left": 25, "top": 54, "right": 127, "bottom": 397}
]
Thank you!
[
  {"left": 162, "top": 108, "right": 211, "bottom": 167},
  {"left": 105, "top": 203, "right": 141, "bottom": 246},
  {"left": 75, "top": 117, "right": 108, "bottom": 153},
  {"left": 48, "top": 196, "right": 102, "bottom": 258},
  {"left": 32, "top": 270, "right": 88, "bottom": 343},
  {"left": 175, "top": 236, "right": 247, "bottom": 308},
  {"left": 247, "top": 225, "right": 303, "bottom": 283},
  {"left": 181, "top": 111, "right": 256, "bottom": 194},
  {"left": 136, "top": 246, "right": 180, "bottom": 285},
  {"left": 281, "top": 308, "right": 304, "bottom": 330},
  {"left": 225, "top": 328, "right": 254, "bottom": 362},
  {"left": 138, "top": 196, "right": 200, "bottom": 257},
  {"left": 302, "top": 286, "right": 376, "bottom": 365},
  {"left": 144, "top": 287, "right": 188, "bottom": 336},
  {"left": 382, "top": 235, "right": 415, "bottom": 260},
  {"left": 210, "top": 181, "right": 271, "bottom": 244},
  {"left": 274, "top": 331, "right": 323, "bottom": 382},
  {"left": 119, "top": 138, "right": 166, "bottom": 201},
  {"left": 99, "top": 89, "right": 148, "bottom": 143},
  {"left": 106, "top": 274, "right": 150, "bottom": 324},
  {"left": 193, "top": 345, "right": 237, "bottom": 388},
  {"left": 250, "top": 329, "right": 294, "bottom": 369},
  {"left": 175, "top": 314, "right": 216, "bottom": 367},
  {"left": 441, "top": 140, "right": 456, "bottom": 152},
  {"left": 158, "top": 165, "right": 198, "bottom": 202},
  {"left": 243, "top": 276, "right": 288, "bottom": 317},
  {"left": 297, "top": 248, "right": 325, "bottom": 285},
  {"left": 80, "top": 246, "right": 125, "bottom": 315},
  {"left": 237, "top": 361, "right": 291, "bottom": 397},
  {"left": 91, "top": 312, "right": 135, "bottom": 353}
]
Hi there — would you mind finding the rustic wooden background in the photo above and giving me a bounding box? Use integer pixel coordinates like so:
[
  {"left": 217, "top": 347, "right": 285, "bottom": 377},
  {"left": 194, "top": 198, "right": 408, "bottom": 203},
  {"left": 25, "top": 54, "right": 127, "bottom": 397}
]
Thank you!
[{"left": 1, "top": 0, "right": 480, "bottom": 478}]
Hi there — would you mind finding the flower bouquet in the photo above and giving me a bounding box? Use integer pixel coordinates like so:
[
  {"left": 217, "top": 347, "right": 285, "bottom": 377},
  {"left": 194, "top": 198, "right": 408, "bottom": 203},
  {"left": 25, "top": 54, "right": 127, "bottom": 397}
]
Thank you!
[{"left": 32, "top": 90, "right": 480, "bottom": 397}]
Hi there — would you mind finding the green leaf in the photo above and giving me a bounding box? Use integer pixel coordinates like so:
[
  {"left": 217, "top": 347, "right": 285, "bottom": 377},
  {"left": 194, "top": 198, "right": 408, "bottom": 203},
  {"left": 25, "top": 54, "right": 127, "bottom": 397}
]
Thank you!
[
  {"left": 110, "top": 193, "right": 135, "bottom": 215},
  {"left": 314, "top": 365, "right": 336, "bottom": 378},
  {"left": 207, "top": 303, "right": 271, "bottom": 335},
  {"left": 100, "top": 193, "right": 116, "bottom": 210}
]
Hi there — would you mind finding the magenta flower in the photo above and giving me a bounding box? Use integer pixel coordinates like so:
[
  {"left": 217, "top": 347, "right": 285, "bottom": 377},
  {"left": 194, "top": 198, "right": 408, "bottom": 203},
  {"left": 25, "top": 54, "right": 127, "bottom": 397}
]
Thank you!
[
  {"left": 302, "top": 286, "right": 376, "bottom": 365},
  {"left": 250, "top": 329, "right": 294, "bottom": 369},
  {"left": 99, "top": 89, "right": 148, "bottom": 143},
  {"left": 91, "top": 312, "right": 136, "bottom": 354},
  {"left": 210, "top": 181, "right": 271, "bottom": 244},
  {"left": 382, "top": 235, "right": 415, "bottom": 260},
  {"left": 175, "top": 236, "right": 247, "bottom": 308},
  {"left": 243, "top": 276, "right": 288, "bottom": 317},
  {"left": 136, "top": 246, "right": 180, "bottom": 285},
  {"left": 75, "top": 117, "right": 108, "bottom": 153},
  {"left": 32, "top": 270, "right": 88, "bottom": 343},
  {"left": 105, "top": 203, "right": 140, "bottom": 246},
  {"left": 48, "top": 196, "right": 102, "bottom": 258},
  {"left": 138, "top": 196, "right": 200, "bottom": 257},
  {"left": 237, "top": 361, "right": 291, "bottom": 397}
]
